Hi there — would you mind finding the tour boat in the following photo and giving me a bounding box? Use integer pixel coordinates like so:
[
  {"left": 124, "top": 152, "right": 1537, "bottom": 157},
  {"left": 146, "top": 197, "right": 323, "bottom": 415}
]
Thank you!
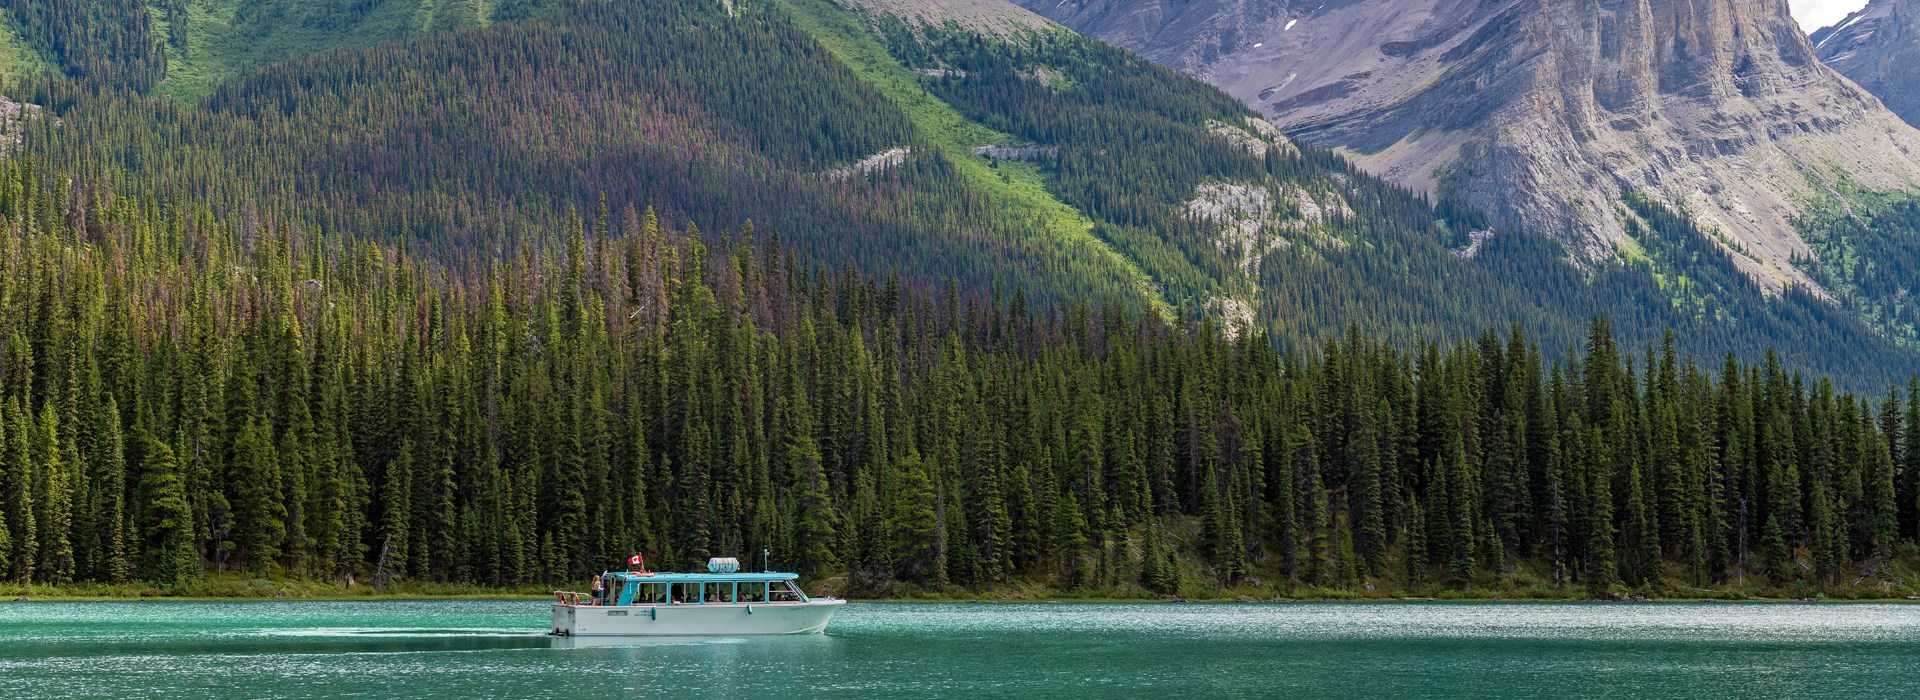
[{"left": 549, "top": 557, "right": 843, "bottom": 636}]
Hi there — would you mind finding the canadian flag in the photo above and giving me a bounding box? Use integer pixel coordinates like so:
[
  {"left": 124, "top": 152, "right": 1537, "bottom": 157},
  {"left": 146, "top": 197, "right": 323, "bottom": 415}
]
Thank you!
[{"left": 628, "top": 553, "right": 644, "bottom": 567}]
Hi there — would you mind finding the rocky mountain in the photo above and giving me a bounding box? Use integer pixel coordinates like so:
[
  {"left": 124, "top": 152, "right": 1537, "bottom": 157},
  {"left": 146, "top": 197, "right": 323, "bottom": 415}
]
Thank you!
[
  {"left": 1017, "top": 0, "right": 1920, "bottom": 294},
  {"left": 1815, "top": 0, "right": 1920, "bottom": 128}
]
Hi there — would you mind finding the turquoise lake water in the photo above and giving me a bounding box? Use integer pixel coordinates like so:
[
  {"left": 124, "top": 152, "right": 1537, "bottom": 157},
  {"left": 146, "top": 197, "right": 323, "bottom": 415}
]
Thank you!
[{"left": 3, "top": 600, "right": 1919, "bottom": 697}]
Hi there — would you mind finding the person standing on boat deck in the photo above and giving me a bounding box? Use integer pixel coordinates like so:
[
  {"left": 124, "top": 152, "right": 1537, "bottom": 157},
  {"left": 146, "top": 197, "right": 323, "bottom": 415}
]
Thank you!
[{"left": 590, "top": 575, "right": 604, "bottom": 605}]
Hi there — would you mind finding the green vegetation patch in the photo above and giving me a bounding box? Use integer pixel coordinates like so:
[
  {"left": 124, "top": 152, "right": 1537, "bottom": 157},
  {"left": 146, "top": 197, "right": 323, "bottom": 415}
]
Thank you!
[
  {"left": 154, "top": 0, "right": 473, "bottom": 102},
  {"left": 1792, "top": 183, "right": 1920, "bottom": 346},
  {"left": 776, "top": 0, "right": 1173, "bottom": 318},
  {"left": 0, "top": 12, "right": 49, "bottom": 79}
]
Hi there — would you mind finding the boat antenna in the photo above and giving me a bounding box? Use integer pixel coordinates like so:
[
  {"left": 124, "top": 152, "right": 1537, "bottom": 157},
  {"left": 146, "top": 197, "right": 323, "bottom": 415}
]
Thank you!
[{"left": 763, "top": 548, "right": 771, "bottom": 573}]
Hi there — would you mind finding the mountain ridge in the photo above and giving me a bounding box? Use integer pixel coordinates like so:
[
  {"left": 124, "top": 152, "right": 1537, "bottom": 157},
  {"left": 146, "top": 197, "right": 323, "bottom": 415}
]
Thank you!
[
  {"left": 1815, "top": 0, "right": 1920, "bottom": 130},
  {"left": 1018, "top": 0, "right": 1920, "bottom": 296}
]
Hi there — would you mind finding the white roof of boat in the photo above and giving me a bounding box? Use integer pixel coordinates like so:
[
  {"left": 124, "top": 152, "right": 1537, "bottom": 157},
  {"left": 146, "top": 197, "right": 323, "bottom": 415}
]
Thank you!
[{"left": 602, "top": 571, "right": 798, "bottom": 583}]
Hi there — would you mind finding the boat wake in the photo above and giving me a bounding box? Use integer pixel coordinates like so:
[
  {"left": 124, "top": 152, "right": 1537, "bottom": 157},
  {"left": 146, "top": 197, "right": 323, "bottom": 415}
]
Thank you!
[{"left": 263, "top": 627, "right": 543, "bottom": 638}]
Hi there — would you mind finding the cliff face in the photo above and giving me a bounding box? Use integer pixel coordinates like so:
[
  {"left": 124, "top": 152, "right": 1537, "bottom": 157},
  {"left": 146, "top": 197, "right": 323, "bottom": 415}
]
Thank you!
[
  {"left": 1815, "top": 0, "right": 1920, "bottom": 128},
  {"left": 1021, "top": 0, "right": 1920, "bottom": 291}
]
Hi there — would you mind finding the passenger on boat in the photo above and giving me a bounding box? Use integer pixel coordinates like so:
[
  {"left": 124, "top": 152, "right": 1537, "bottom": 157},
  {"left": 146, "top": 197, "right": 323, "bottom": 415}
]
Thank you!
[{"left": 590, "top": 575, "right": 604, "bottom": 605}]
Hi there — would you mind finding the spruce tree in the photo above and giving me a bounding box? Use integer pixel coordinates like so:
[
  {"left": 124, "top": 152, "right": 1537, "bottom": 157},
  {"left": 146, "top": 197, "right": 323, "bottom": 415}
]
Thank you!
[
  {"left": 1762, "top": 513, "right": 1792, "bottom": 587},
  {"left": 92, "top": 399, "right": 130, "bottom": 583},
  {"left": 136, "top": 437, "right": 196, "bottom": 586},
  {"left": 378, "top": 445, "right": 413, "bottom": 583},
  {"left": 888, "top": 452, "right": 940, "bottom": 585},
  {"left": 37, "top": 404, "right": 73, "bottom": 584},
  {"left": 232, "top": 418, "right": 286, "bottom": 575}
]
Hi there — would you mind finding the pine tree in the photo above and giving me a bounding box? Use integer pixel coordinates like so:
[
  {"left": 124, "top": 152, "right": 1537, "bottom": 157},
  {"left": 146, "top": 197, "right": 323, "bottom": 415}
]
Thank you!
[
  {"left": 0, "top": 400, "right": 22, "bottom": 582},
  {"left": 0, "top": 405, "right": 10, "bottom": 576},
  {"left": 1051, "top": 479, "right": 1090, "bottom": 586},
  {"left": 1140, "top": 519, "right": 1178, "bottom": 596},
  {"left": 136, "top": 437, "right": 196, "bottom": 586},
  {"left": 1906, "top": 377, "right": 1920, "bottom": 541},
  {"left": 888, "top": 451, "right": 941, "bottom": 585},
  {"left": 1447, "top": 445, "right": 1476, "bottom": 585},
  {"left": 378, "top": 445, "right": 413, "bottom": 582},
  {"left": 1404, "top": 492, "right": 1426, "bottom": 585},
  {"left": 1622, "top": 457, "right": 1654, "bottom": 587},
  {"left": 36, "top": 404, "right": 73, "bottom": 584},
  {"left": 1357, "top": 399, "right": 1388, "bottom": 577},
  {"left": 232, "top": 418, "right": 286, "bottom": 575},
  {"left": 1585, "top": 428, "right": 1618, "bottom": 588},
  {"left": 787, "top": 369, "right": 839, "bottom": 577},
  {"left": 1762, "top": 513, "right": 1792, "bottom": 587},
  {"left": 92, "top": 399, "right": 130, "bottom": 583}
]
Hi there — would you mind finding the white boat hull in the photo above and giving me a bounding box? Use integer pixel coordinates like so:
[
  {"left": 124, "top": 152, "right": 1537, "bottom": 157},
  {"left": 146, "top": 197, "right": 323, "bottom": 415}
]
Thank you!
[{"left": 550, "top": 599, "right": 844, "bottom": 636}]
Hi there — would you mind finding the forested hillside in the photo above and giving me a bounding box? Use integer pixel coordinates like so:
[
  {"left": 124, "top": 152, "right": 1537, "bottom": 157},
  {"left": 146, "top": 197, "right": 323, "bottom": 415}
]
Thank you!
[
  {"left": 7, "top": 0, "right": 1917, "bottom": 386},
  {"left": 12, "top": 0, "right": 1172, "bottom": 323},
  {"left": 0, "top": 162, "right": 1917, "bottom": 598},
  {"left": 0, "top": 0, "right": 558, "bottom": 99}
]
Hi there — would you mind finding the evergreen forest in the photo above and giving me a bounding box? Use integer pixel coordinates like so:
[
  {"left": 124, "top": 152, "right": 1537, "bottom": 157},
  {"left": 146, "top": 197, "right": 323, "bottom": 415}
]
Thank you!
[
  {"left": 0, "top": 166, "right": 1918, "bottom": 598},
  {"left": 0, "top": 0, "right": 1917, "bottom": 600}
]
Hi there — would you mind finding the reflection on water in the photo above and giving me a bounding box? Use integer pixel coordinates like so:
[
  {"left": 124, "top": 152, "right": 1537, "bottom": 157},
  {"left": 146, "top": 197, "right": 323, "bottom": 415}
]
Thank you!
[
  {"left": 4, "top": 601, "right": 1920, "bottom": 698},
  {"left": 549, "top": 633, "right": 840, "bottom": 650}
]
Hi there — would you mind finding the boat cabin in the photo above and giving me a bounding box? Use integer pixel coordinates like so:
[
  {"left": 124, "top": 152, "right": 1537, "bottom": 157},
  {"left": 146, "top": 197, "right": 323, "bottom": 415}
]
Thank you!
[
  {"left": 589, "top": 571, "right": 812, "bottom": 606},
  {"left": 551, "top": 557, "right": 843, "bottom": 635}
]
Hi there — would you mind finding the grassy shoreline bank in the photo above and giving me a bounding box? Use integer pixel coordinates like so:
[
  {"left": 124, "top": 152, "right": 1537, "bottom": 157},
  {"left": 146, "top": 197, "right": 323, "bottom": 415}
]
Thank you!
[{"left": 7, "top": 576, "right": 1919, "bottom": 603}]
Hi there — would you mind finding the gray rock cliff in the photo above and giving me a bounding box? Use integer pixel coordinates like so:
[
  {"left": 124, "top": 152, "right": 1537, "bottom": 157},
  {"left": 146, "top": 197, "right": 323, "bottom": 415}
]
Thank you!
[
  {"left": 1020, "top": 0, "right": 1920, "bottom": 291},
  {"left": 1815, "top": 0, "right": 1920, "bottom": 129}
]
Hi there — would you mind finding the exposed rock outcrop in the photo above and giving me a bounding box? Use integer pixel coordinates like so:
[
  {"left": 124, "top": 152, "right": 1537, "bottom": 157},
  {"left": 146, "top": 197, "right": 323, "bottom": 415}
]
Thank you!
[
  {"left": 842, "top": 0, "right": 1056, "bottom": 35},
  {"left": 826, "top": 147, "right": 913, "bottom": 179},
  {"left": 1020, "top": 0, "right": 1920, "bottom": 292},
  {"left": 1815, "top": 0, "right": 1920, "bottom": 128},
  {"left": 0, "top": 97, "right": 44, "bottom": 150}
]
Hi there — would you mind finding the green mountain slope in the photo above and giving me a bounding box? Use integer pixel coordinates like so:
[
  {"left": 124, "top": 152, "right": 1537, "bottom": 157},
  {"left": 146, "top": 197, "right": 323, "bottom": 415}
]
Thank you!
[
  {"left": 0, "top": 12, "right": 46, "bottom": 80},
  {"left": 0, "top": 0, "right": 542, "bottom": 100},
  {"left": 17, "top": 0, "right": 1166, "bottom": 312},
  {"left": 2, "top": 0, "right": 1917, "bottom": 383},
  {"left": 151, "top": 0, "right": 487, "bottom": 102}
]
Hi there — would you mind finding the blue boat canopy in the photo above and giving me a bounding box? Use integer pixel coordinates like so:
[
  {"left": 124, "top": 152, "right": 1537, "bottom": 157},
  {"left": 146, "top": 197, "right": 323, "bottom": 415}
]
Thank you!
[
  {"left": 600, "top": 571, "right": 797, "bottom": 584},
  {"left": 572, "top": 566, "right": 812, "bottom": 607}
]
